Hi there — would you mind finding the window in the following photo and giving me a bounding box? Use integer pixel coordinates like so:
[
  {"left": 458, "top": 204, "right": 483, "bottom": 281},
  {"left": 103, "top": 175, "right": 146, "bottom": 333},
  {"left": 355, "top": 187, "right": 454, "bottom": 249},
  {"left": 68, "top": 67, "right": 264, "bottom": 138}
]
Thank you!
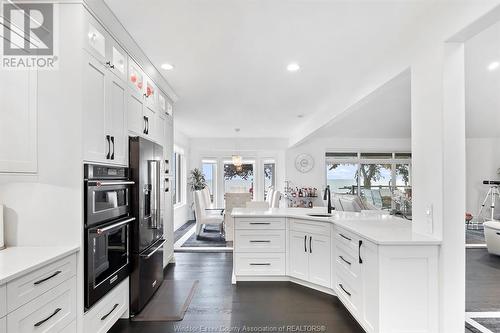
[
  {"left": 326, "top": 163, "right": 358, "bottom": 194},
  {"left": 202, "top": 160, "right": 217, "bottom": 203},
  {"left": 224, "top": 162, "right": 254, "bottom": 197},
  {"left": 325, "top": 152, "right": 412, "bottom": 210},
  {"left": 173, "top": 151, "right": 184, "bottom": 205},
  {"left": 264, "top": 161, "right": 276, "bottom": 200}
]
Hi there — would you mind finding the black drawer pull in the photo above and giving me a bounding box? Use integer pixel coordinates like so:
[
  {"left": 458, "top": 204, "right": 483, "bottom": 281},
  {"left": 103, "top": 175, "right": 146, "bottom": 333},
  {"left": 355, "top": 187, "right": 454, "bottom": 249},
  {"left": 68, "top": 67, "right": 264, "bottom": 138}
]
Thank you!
[
  {"left": 339, "top": 284, "right": 351, "bottom": 297},
  {"left": 249, "top": 240, "right": 271, "bottom": 243},
  {"left": 101, "top": 303, "right": 119, "bottom": 321},
  {"left": 359, "top": 240, "right": 363, "bottom": 264},
  {"left": 249, "top": 263, "right": 271, "bottom": 266},
  {"left": 309, "top": 236, "right": 312, "bottom": 253},
  {"left": 249, "top": 222, "right": 271, "bottom": 225},
  {"left": 304, "top": 235, "right": 307, "bottom": 252},
  {"left": 34, "top": 308, "right": 61, "bottom": 327},
  {"left": 339, "top": 255, "right": 351, "bottom": 265},
  {"left": 340, "top": 234, "right": 351, "bottom": 241},
  {"left": 34, "top": 270, "right": 62, "bottom": 285}
]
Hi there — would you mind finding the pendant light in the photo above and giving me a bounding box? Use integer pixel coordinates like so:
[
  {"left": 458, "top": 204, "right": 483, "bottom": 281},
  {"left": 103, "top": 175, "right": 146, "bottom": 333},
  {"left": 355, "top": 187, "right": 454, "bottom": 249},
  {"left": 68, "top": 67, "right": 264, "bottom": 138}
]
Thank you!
[{"left": 232, "top": 128, "right": 242, "bottom": 168}]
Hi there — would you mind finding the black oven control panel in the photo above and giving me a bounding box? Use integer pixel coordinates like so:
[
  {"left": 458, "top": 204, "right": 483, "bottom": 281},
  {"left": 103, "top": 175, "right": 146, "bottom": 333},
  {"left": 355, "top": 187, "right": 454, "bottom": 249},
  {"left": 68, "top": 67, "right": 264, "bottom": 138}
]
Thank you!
[{"left": 84, "top": 164, "right": 128, "bottom": 180}]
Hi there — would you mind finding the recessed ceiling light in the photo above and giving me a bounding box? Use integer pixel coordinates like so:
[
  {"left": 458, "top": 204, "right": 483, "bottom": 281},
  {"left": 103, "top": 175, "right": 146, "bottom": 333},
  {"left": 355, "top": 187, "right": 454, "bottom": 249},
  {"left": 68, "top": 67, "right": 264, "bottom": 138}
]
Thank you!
[
  {"left": 488, "top": 61, "right": 499, "bottom": 71},
  {"left": 287, "top": 63, "right": 300, "bottom": 72},
  {"left": 161, "top": 63, "right": 174, "bottom": 70}
]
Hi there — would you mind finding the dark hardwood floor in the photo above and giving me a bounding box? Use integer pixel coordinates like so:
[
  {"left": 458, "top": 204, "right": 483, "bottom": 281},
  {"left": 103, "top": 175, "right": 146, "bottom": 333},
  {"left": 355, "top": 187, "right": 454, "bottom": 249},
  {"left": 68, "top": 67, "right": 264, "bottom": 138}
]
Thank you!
[{"left": 110, "top": 252, "right": 364, "bottom": 333}]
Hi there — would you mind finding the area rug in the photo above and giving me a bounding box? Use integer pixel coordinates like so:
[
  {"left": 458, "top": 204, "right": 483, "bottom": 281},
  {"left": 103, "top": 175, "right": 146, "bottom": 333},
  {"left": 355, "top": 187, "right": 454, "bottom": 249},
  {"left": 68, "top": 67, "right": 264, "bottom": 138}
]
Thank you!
[
  {"left": 182, "top": 224, "right": 227, "bottom": 247},
  {"left": 131, "top": 280, "right": 198, "bottom": 322}
]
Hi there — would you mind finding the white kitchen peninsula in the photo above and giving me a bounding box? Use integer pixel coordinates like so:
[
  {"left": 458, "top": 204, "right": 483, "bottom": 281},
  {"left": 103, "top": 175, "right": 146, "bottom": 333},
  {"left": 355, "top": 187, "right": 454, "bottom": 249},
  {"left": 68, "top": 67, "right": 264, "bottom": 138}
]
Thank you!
[{"left": 231, "top": 207, "right": 441, "bottom": 333}]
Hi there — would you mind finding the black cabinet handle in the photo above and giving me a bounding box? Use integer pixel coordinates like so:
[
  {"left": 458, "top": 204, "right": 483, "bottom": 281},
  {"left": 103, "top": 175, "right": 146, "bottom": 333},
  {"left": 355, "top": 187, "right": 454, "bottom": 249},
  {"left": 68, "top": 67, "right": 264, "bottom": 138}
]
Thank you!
[
  {"left": 34, "top": 270, "right": 62, "bottom": 285},
  {"left": 146, "top": 117, "right": 149, "bottom": 135},
  {"left": 110, "top": 136, "right": 115, "bottom": 160},
  {"left": 340, "top": 234, "right": 351, "bottom": 241},
  {"left": 164, "top": 178, "right": 169, "bottom": 192},
  {"left": 309, "top": 236, "right": 312, "bottom": 253},
  {"left": 101, "top": 303, "right": 119, "bottom": 321},
  {"left": 106, "top": 135, "right": 111, "bottom": 159},
  {"left": 358, "top": 240, "right": 363, "bottom": 264},
  {"left": 249, "top": 263, "right": 271, "bottom": 266},
  {"left": 304, "top": 235, "right": 307, "bottom": 252},
  {"left": 105, "top": 61, "right": 115, "bottom": 69},
  {"left": 250, "top": 240, "right": 271, "bottom": 243},
  {"left": 339, "top": 255, "right": 351, "bottom": 266},
  {"left": 339, "top": 284, "right": 351, "bottom": 297},
  {"left": 143, "top": 116, "right": 147, "bottom": 134},
  {"left": 143, "top": 93, "right": 148, "bottom": 99},
  {"left": 34, "top": 308, "right": 61, "bottom": 327}
]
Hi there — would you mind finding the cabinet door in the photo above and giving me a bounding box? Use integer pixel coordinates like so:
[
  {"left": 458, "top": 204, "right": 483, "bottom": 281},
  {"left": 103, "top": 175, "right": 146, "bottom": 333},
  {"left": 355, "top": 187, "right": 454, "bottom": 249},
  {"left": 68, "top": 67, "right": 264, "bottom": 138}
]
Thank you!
[
  {"left": 127, "top": 90, "right": 145, "bottom": 136},
  {"left": 83, "top": 52, "right": 108, "bottom": 163},
  {"left": 106, "top": 73, "right": 127, "bottom": 165},
  {"left": 289, "top": 231, "right": 309, "bottom": 281},
  {"left": 0, "top": 67, "right": 37, "bottom": 173},
  {"left": 360, "top": 239, "right": 379, "bottom": 333},
  {"left": 128, "top": 60, "right": 144, "bottom": 96},
  {"left": 308, "top": 234, "right": 331, "bottom": 288},
  {"left": 143, "top": 105, "right": 156, "bottom": 139},
  {"left": 156, "top": 113, "right": 166, "bottom": 146},
  {"left": 144, "top": 77, "right": 157, "bottom": 111},
  {"left": 84, "top": 14, "right": 108, "bottom": 64},
  {"left": 107, "top": 39, "right": 127, "bottom": 82}
]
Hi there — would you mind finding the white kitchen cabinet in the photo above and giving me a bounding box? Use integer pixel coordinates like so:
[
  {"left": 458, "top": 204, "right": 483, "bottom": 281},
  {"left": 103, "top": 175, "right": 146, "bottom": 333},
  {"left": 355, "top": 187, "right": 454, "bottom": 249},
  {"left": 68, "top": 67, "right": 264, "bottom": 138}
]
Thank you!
[
  {"left": 289, "top": 231, "right": 309, "bottom": 281},
  {"left": 83, "top": 52, "right": 108, "bottom": 163},
  {"left": 83, "top": 52, "right": 127, "bottom": 165},
  {"left": 288, "top": 219, "right": 331, "bottom": 288},
  {"left": 107, "top": 40, "right": 128, "bottom": 82},
  {"left": 106, "top": 72, "right": 128, "bottom": 165},
  {"left": 127, "top": 90, "right": 146, "bottom": 136},
  {"left": 308, "top": 234, "right": 331, "bottom": 287},
  {"left": 84, "top": 14, "right": 108, "bottom": 64},
  {"left": 144, "top": 77, "right": 158, "bottom": 111},
  {"left": 143, "top": 105, "right": 156, "bottom": 140},
  {"left": 0, "top": 27, "right": 38, "bottom": 174},
  {"left": 359, "top": 239, "right": 378, "bottom": 333}
]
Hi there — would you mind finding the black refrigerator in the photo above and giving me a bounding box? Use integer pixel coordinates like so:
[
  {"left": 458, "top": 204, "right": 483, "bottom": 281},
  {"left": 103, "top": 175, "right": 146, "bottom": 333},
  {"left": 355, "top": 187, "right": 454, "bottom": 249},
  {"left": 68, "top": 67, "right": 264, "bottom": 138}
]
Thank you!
[{"left": 129, "top": 136, "right": 165, "bottom": 315}]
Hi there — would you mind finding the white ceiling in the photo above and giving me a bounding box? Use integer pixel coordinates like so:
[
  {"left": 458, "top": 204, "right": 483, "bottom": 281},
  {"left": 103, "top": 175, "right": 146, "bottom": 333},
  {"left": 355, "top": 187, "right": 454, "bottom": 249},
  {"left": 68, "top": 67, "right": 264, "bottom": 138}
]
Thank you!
[
  {"left": 466, "top": 21, "right": 500, "bottom": 138},
  {"left": 309, "top": 70, "right": 411, "bottom": 139},
  {"left": 104, "top": 0, "right": 433, "bottom": 139}
]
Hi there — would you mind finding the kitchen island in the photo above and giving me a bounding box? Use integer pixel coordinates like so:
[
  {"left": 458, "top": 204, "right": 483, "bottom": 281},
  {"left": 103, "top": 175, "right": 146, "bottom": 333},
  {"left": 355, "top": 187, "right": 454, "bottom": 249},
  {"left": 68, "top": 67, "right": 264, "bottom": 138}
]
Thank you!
[{"left": 231, "top": 207, "right": 440, "bottom": 333}]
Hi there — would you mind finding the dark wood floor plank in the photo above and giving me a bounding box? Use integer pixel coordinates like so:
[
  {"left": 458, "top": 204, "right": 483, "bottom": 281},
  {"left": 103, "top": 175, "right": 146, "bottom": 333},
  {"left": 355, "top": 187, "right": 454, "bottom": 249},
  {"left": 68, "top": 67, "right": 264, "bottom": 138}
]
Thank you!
[{"left": 110, "top": 252, "right": 364, "bottom": 333}]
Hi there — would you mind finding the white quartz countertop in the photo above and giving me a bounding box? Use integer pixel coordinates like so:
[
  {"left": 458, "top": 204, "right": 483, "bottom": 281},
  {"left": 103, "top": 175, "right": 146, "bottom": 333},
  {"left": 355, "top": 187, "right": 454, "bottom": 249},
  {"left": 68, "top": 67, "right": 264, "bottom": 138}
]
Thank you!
[
  {"left": 231, "top": 207, "right": 441, "bottom": 245},
  {"left": 0, "top": 246, "right": 79, "bottom": 285}
]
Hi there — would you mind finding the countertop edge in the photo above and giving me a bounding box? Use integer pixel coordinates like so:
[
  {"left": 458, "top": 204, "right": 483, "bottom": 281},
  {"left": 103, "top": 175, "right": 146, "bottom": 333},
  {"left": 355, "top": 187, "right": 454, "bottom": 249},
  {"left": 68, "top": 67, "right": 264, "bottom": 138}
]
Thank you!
[
  {"left": 232, "top": 211, "right": 441, "bottom": 246},
  {"left": 0, "top": 246, "right": 80, "bottom": 285}
]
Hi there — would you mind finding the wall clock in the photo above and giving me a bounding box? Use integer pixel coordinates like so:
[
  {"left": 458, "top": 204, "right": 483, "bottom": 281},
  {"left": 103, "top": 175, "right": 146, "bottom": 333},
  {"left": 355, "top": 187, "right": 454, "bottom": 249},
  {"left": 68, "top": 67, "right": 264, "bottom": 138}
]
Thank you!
[{"left": 295, "top": 154, "right": 314, "bottom": 173}]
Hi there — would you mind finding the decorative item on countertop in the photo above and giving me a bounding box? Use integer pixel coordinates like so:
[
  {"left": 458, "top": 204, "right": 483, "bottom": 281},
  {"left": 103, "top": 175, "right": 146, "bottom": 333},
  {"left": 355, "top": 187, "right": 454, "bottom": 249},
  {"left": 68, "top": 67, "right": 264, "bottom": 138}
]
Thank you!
[
  {"left": 0, "top": 204, "right": 4, "bottom": 250},
  {"left": 284, "top": 181, "right": 318, "bottom": 208}
]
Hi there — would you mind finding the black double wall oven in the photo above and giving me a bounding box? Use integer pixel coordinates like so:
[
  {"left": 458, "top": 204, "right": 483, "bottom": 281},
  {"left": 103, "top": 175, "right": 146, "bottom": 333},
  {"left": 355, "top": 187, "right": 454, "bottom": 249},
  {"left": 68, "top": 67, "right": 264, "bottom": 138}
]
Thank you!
[{"left": 84, "top": 164, "right": 135, "bottom": 309}]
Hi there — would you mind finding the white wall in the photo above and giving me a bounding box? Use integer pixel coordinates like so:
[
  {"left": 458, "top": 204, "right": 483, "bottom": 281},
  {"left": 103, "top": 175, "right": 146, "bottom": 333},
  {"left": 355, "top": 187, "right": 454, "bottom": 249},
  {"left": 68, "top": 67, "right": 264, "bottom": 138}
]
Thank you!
[
  {"left": 466, "top": 137, "right": 500, "bottom": 215},
  {"left": 173, "top": 128, "right": 191, "bottom": 231}
]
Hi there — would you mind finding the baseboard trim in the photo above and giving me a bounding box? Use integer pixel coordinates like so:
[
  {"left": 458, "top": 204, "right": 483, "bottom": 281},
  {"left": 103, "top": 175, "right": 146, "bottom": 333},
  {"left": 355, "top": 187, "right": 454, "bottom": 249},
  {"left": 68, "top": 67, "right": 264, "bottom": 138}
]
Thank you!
[{"left": 234, "top": 274, "right": 335, "bottom": 296}]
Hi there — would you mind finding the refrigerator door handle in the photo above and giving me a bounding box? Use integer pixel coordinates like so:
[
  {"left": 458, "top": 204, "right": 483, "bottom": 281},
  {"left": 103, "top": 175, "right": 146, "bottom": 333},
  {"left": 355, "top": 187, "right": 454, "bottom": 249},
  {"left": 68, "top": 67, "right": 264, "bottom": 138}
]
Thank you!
[{"left": 148, "top": 160, "right": 161, "bottom": 229}]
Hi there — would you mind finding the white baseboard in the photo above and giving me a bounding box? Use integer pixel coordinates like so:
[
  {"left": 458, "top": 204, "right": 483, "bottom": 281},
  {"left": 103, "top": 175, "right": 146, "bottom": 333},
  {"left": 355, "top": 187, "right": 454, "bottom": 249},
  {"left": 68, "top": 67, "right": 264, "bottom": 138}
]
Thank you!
[{"left": 234, "top": 274, "right": 335, "bottom": 296}]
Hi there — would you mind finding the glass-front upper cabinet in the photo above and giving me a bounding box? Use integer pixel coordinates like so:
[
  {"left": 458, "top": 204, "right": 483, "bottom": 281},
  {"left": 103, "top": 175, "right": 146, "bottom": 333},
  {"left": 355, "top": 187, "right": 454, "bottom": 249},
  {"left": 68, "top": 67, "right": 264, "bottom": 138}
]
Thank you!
[
  {"left": 108, "top": 41, "right": 127, "bottom": 82},
  {"left": 84, "top": 14, "right": 108, "bottom": 64},
  {"left": 128, "top": 60, "right": 144, "bottom": 96},
  {"left": 144, "top": 76, "right": 157, "bottom": 110}
]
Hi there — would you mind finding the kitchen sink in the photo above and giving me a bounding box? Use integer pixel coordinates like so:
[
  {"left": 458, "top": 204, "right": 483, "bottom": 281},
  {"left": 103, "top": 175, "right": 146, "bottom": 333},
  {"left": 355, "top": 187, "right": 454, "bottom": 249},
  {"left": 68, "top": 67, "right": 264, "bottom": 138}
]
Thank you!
[{"left": 306, "top": 213, "right": 332, "bottom": 218}]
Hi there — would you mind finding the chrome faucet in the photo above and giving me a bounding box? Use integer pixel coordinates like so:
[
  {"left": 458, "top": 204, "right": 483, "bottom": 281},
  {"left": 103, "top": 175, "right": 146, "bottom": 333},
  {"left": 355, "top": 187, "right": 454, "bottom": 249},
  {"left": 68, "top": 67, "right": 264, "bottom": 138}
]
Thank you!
[{"left": 323, "top": 185, "right": 333, "bottom": 214}]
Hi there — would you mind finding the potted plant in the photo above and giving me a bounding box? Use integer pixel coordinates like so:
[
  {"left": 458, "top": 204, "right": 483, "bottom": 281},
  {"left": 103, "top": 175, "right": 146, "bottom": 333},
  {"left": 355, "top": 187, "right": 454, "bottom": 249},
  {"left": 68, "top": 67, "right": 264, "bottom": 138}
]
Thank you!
[{"left": 188, "top": 168, "right": 207, "bottom": 218}]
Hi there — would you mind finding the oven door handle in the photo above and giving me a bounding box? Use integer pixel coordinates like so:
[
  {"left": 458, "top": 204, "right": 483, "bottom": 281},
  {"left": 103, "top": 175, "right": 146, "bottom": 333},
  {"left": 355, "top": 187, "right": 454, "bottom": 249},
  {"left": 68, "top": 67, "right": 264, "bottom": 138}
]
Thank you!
[
  {"left": 87, "top": 181, "right": 135, "bottom": 187},
  {"left": 141, "top": 239, "right": 166, "bottom": 259},
  {"left": 92, "top": 217, "right": 135, "bottom": 234}
]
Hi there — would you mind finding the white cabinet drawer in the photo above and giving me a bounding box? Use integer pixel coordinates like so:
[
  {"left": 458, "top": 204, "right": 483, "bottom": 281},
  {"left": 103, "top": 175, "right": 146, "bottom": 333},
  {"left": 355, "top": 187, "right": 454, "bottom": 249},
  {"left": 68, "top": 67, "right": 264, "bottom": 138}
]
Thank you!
[
  {"left": 290, "top": 218, "right": 330, "bottom": 236},
  {"left": 334, "top": 274, "right": 360, "bottom": 318},
  {"left": 334, "top": 245, "right": 360, "bottom": 281},
  {"left": 235, "top": 218, "right": 285, "bottom": 230},
  {"left": 7, "top": 276, "right": 76, "bottom": 333},
  {"left": 234, "top": 253, "right": 285, "bottom": 276},
  {"left": 84, "top": 277, "right": 128, "bottom": 333},
  {"left": 334, "top": 227, "right": 361, "bottom": 258},
  {"left": 7, "top": 254, "right": 76, "bottom": 312},
  {"left": 235, "top": 230, "right": 285, "bottom": 253}
]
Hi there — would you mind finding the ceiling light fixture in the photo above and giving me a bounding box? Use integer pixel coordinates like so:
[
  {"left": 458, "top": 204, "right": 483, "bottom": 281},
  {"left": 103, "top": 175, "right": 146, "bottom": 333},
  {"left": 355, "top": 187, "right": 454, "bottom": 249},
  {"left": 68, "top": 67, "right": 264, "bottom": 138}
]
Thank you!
[
  {"left": 488, "top": 61, "right": 499, "bottom": 71},
  {"left": 287, "top": 63, "right": 300, "bottom": 72},
  {"left": 161, "top": 63, "right": 174, "bottom": 70}
]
